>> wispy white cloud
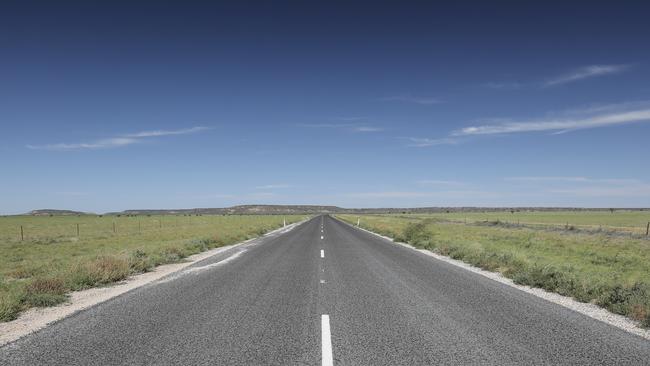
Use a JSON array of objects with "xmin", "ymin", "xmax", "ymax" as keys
[
  {"xmin": 56, "ymin": 191, "xmax": 90, "ymax": 196},
  {"xmin": 405, "ymin": 102, "xmax": 650, "ymax": 147},
  {"xmin": 353, "ymin": 126, "xmax": 384, "ymax": 132},
  {"xmin": 248, "ymin": 192, "xmax": 277, "ymax": 198},
  {"xmin": 380, "ymin": 95, "xmax": 443, "ymax": 105},
  {"xmin": 482, "ymin": 81, "xmax": 524, "ymax": 90},
  {"xmin": 346, "ymin": 190, "xmax": 496, "ymax": 199},
  {"xmin": 347, "ymin": 191, "xmax": 438, "ymax": 198},
  {"xmin": 544, "ymin": 64, "xmax": 631, "ymax": 87},
  {"xmin": 505, "ymin": 176, "xmax": 640, "ymax": 184},
  {"xmin": 297, "ymin": 123, "xmax": 353, "ymax": 128},
  {"xmin": 254, "ymin": 184, "xmax": 293, "ymax": 189},
  {"xmin": 334, "ymin": 116, "xmax": 366, "ymax": 122},
  {"xmin": 507, "ymin": 176, "xmax": 650, "ymax": 197},
  {"xmin": 297, "ymin": 123, "xmax": 383, "ymax": 133},
  {"xmin": 190, "ymin": 191, "xmax": 281, "ymax": 201},
  {"xmin": 453, "ymin": 105, "xmax": 650, "ymax": 136},
  {"xmin": 124, "ymin": 126, "xmax": 211, "ymax": 138},
  {"xmin": 193, "ymin": 193, "xmax": 236, "ymax": 199},
  {"xmin": 548, "ymin": 184, "xmax": 650, "ymax": 197},
  {"xmin": 416, "ymin": 180, "xmax": 467, "ymax": 186},
  {"xmin": 406, "ymin": 137, "xmax": 459, "ymax": 147},
  {"xmin": 27, "ymin": 137, "xmax": 140, "ymax": 150},
  {"xmin": 27, "ymin": 126, "xmax": 210, "ymax": 151},
  {"xmin": 485, "ymin": 64, "xmax": 631, "ymax": 90}
]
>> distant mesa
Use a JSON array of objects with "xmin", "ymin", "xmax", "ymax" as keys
[
  {"xmin": 110, "ymin": 205, "xmax": 343, "ymax": 216},
  {"xmin": 28, "ymin": 209, "xmax": 93, "ymax": 216}
]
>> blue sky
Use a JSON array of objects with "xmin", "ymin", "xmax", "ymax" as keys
[{"xmin": 1, "ymin": 1, "xmax": 650, "ymax": 213}]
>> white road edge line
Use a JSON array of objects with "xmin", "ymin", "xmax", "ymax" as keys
[
  {"xmin": 340, "ymin": 218, "xmax": 650, "ymax": 341},
  {"xmin": 320, "ymin": 250, "xmax": 325, "ymax": 258},
  {"xmin": 155, "ymin": 250, "xmax": 249, "ymax": 284},
  {"xmin": 182, "ymin": 250, "xmax": 246, "ymax": 273},
  {"xmin": 321, "ymin": 314, "xmax": 334, "ymax": 366}
]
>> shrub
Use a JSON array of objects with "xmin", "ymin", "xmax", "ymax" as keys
[
  {"xmin": 7, "ymin": 266, "xmax": 40, "ymax": 279},
  {"xmin": 512, "ymin": 264, "xmax": 570, "ymax": 292},
  {"xmin": 129, "ymin": 249, "xmax": 154, "ymax": 273},
  {"xmin": 69, "ymin": 256, "xmax": 131, "ymax": 289},
  {"xmin": 161, "ymin": 246, "xmax": 187, "ymax": 263},
  {"xmin": 0, "ymin": 290, "xmax": 22, "ymax": 322},
  {"xmin": 599, "ymin": 283, "xmax": 650, "ymax": 321},
  {"xmin": 399, "ymin": 222, "xmax": 431, "ymax": 244},
  {"xmin": 22, "ymin": 277, "xmax": 67, "ymax": 307},
  {"xmin": 0, "ymin": 280, "xmax": 26, "ymax": 321}
]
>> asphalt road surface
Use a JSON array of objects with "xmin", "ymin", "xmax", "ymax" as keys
[{"xmin": 1, "ymin": 215, "xmax": 649, "ymax": 365}]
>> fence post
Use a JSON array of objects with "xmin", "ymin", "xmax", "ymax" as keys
[
  {"xmin": 76, "ymin": 223, "xmax": 80, "ymax": 237},
  {"xmin": 646, "ymin": 222, "xmax": 649, "ymax": 236},
  {"xmin": 20, "ymin": 225, "xmax": 24, "ymax": 241},
  {"xmin": 113, "ymin": 222, "xmax": 116, "ymax": 234}
]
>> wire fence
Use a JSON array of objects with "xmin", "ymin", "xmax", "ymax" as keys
[
  {"xmin": 1, "ymin": 215, "xmax": 292, "ymax": 243},
  {"xmin": 458, "ymin": 217, "xmax": 650, "ymax": 238}
]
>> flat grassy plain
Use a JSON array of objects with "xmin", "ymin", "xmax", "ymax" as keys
[
  {"xmin": 0, "ymin": 214, "xmax": 306, "ymax": 322},
  {"xmin": 388, "ymin": 210, "xmax": 650, "ymax": 235},
  {"xmin": 337, "ymin": 212, "xmax": 650, "ymax": 326}
]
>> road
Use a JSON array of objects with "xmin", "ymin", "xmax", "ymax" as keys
[{"xmin": 1, "ymin": 215, "xmax": 649, "ymax": 365}]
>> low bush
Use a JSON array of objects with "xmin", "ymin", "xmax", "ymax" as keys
[
  {"xmin": 68, "ymin": 256, "xmax": 131, "ymax": 290},
  {"xmin": 397, "ymin": 222, "xmax": 431, "ymax": 244},
  {"xmin": 0, "ymin": 284, "xmax": 22, "ymax": 322},
  {"xmin": 599, "ymin": 283, "xmax": 650, "ymax": 322},
  {"xmin": 22, "ymin": 276, "xmax": 68, "ymax": 307}
]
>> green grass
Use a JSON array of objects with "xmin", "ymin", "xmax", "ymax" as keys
[
  {"xmin": 0, "ymin": 214, "xmax": 306, "ymax": 322},
  {"xmin": 337, "ymin": 212, "xmax": 650, "ymax": 326},
  {"xmin": 386, "ymin": 210, "xmax": 650, "ymax": 235}
]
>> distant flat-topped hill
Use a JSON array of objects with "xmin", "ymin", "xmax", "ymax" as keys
[
  {"xmin": 28, "ymin": 209, "xmax": 93, "ymax": 216},
  {"xmin": 112, "ymin": 205, "xmax": 343, "ymax": 216},
  {"xmin": 107, "ymin": 205, "xmax": 648, "ymax": 216}
]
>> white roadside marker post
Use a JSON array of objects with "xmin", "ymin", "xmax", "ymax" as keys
[{"xmin": 357, "ymin": 217, "xmax": 360, "ymax": 227}]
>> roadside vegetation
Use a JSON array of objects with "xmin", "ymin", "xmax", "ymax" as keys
[
  {"xmin": 0, "ymin": 214, "xmax": 306, "ymax": 322},
  {"xmin": 337, "ymin": 212, "xmax": 650, "ymax": 327},
  {"xmin": 386, "ymin": 210, "xmax": 650, "ymax": 236}
]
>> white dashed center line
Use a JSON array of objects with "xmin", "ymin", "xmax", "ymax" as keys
[
  {"xmin": 321, "ymin": 235, "xmax": 324, "ymax": 240},
  {"xmin": 321, "ymin": 314, "xmax": 333, "ymax": 366},
  {"xmin": 320, "ymin": 250, "xmax": 325, "ymax": 258}
]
